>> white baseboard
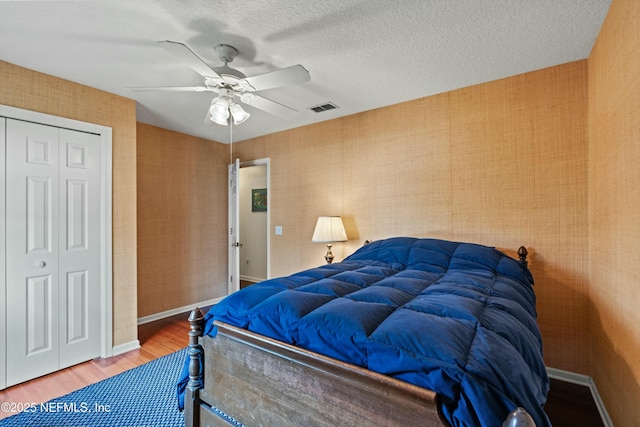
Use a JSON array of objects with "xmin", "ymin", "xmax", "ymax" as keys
[
  {"xmin": 113, "ymin": 297, "xmax": 224, "ymax": 356},
  {"xmin": 137, "ymin": 297, "xmax": 224, "ymax": 325},
  {"xmin": 546, "ymin": 367, "xmax": 613, "ymax": 427},
  {"xmin": 111, "ymin": 339, "xmax": 140, "ymax": 356}
]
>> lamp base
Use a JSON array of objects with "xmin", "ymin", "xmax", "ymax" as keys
[{"xmin": 324, "ymin": 243, "xmax": 334, "ymax": 264}]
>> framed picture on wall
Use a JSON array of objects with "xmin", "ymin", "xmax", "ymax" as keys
[{"xmin": 252, "ymin": 188, "xmax": 267, "ymax": 212}]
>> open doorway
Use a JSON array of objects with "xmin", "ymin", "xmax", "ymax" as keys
[
  {"xmin": 239, "ymin": 163, "xmax": 268, "ymax": 286},
  {"xmin": 229, "ymin": 158, "xmax": 270, "ymax": 292}
]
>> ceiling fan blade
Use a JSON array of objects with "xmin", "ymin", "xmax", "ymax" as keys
[
  {"xmin": 128, "ymin": 86, "xmax": 214, "ymax": 92},
  {"xmin": 158, "ymin": 40, "xmax": 221, "ymax": 79},
  {"xmin": 240, "ymin": 93, "xmax": 298, "ymax": 117},
  {"xmin": 238, "ymin": 65, "xmax": 310, "ymax": 92}
]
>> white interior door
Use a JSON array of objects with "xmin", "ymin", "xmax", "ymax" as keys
[
  {"xmin": 0, "ymin": 119, "xmax": 6, "ymax": 390},
  {"xmin": 228, "ymin": 158, "xmax": 240, "ymax": 294},
  {"xmin": 57, "ymin": 128, "xmax": 101, "ymax": 369},
  {"xmin": 5, "ymin": 119, "xmax": 101, "ymax": 386},
  {"xmin": 6, "ymin": 120, "xmax": 61, "ymax": 385}
]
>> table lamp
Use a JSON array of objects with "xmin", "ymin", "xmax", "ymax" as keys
[{"xmin": 311, "ymin": 216, "xmax": 348, "ymax": 263}]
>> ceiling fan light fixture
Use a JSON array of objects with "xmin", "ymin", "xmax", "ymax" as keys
[
  {"xmin": 229, "ymin": 103, "xmax": 250, "ymax": 125},
  {"xmin": 209, "ymin": 96, "xmax": 230, "ymax": 125},
  {"xmin": 209, "ymin": 96, "xmax": 229, "ymax": 115},
  {"xmin": 209, "ymin": 113, "xmax": 228, "ymax": 126}
]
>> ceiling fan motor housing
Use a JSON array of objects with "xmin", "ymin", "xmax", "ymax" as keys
[{"xmin": 215, "ymin": 44, "xmax": 238, "ymax": 64}]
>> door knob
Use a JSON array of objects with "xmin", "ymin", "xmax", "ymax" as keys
[{"xmin": 38, "ymin": 261, "xmax": 47, "ymax": 268}]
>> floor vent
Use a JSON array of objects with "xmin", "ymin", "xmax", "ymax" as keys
[{"xmin": 309, "ymin": 102, "xmax": 339, "ymax": 113}]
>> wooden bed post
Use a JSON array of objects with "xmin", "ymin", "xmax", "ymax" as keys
[
  {"xmin": 517, "ymin": 246, "xmax": 528, "ymax": 268},
  {"xmin": 185, "ymin": 307, "xmax": 204, "ymax": 427}
]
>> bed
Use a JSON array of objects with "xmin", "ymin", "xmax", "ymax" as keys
[{"xmin": 176, "ymin": 237, "xmax": 550, "ymax": 426}]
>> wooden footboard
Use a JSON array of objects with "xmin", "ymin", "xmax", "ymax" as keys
[{"xmin": 184, "ymin": 311, "xmax": 448, "ymax": 427}]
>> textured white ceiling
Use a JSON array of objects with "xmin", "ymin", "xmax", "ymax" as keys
[{"xmin": 0, "ymin": 0, "xmax": 610, "ymax": 143}]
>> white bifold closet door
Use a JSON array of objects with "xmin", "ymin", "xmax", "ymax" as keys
[{"xmin": 5, "ymin": 119, "xmax": 101, "ymax": 386}]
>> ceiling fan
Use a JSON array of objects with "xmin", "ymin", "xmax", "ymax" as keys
[{"xmin": 134, "ymin": 41, "xmax": 310, "ymax": 125}]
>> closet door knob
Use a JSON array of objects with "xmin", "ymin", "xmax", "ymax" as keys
[{"xmin": 38, "ymin": 261, "xmax": 46, "ymax": 268}]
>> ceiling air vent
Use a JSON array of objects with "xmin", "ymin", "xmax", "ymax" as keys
[{"xmin": 309, "ymin": 102, "xmax": 339, "ymax": 113}]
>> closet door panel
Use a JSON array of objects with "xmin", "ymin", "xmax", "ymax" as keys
[
  {"xmin": 0, "ymin": 118, "xmax": 5, "ymax": 389},
  {"xmin": 58, "ymin": 128, "xmax": 101, "ymax": 368},
  {"xmin": 5, "ymin": 119, "xmax": 60, "ymax": 386},
  {"xmin": 26, "ymin": 274, "xmax": 55, "ymax": 354}
]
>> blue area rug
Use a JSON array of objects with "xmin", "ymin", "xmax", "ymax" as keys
[{"xmin": 1, "ymin": 349, "xmax": 187, "ymax": 427}]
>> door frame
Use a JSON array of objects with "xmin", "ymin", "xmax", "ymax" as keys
[
  {"xmin": 0, "ymin": 118, "xmax": 5, "ymax": 389},
  {"xmin": 0, "ymin": 105, "xmax": 113, "ymax": 364},
  {"xmin": 228, "ymin": 158, "xmax": 270, "ymax": 294}
]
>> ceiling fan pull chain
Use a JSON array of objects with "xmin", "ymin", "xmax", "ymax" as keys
[{"xmin": 229, "ymin": 120, "xmax": 233, "ymax": 163}]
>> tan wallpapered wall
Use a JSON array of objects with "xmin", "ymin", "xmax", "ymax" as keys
[
  {"xmin": 588, "ymin": 0, "xmax": 640, "ymax": 425},
  {"xmin": 136, "ymin": 123, "xmax": 229, "ymax": 317},
  {"xmin": 0, "ymin": 60, "xmax": 138, "ymax": 347},
  {"xmin": 232, "ymin": 61, "xmax": 590, "ymax": 374}
]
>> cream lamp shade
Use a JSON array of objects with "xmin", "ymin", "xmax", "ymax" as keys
[{"xmin": 312, "ymin": 216, "xmax": 347, "ymax": 263}]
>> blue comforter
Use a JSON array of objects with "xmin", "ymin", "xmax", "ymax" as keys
[{"xmin": 177, "ymin": 237, "xmax": 550, "ymax": 427}]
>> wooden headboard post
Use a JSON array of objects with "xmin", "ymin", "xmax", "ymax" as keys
[
  {"xmin": 185, "ymin": 308, "xmax": 205, "ymax": 427},
  {"xmin": 517, "ymin": 246, "xmax": 529, "ymax": 269}
]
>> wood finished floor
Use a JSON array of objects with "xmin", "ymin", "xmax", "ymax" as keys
[
  {"xmin": 0, "ymin": 307, "xmax": 604, "ymax": 426},
  {"xmin": 0, "ymin": 308, "xmax": 202, "ymax": 421}
]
